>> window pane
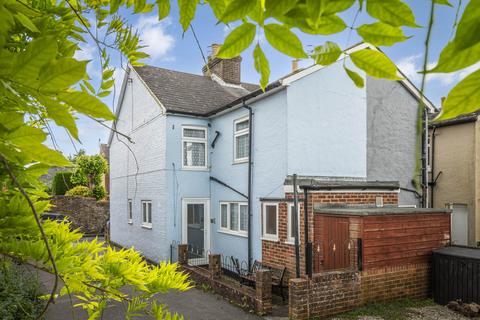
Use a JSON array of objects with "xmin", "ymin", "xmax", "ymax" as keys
[
  {"xmin": 221, "ymin": 204, "xmax": 228, "ymax": 228},
  {"xmin": 183, "ymin": 142, "xmax": 206, "ymax": 167},
  {"xmin": 240, "ymin": 205, "xmax": 248, "ymax": 231},
  {"xmin": 230, "ymin": 203, "xmax": 239, "ymax": 231},
  {"xmin": 265, "ymin": 205, "xmax": 277, "ymax": 235},
  {"xmin": 235, "ymin": 134, "xmax": 249, "ymax": 159},
  {"xmin": 235, "ymin": 119, "xmax": 249, "ymax": 132},
  {"xmin": 147, "ymin": 203, "xmax": 152, "ymax": 223},
  {"xmin": 142, "ymin": 203, "xmax": 147, "ymax": 223},
  {"xmin": 183, "ymin": 128, "xmax": 205, "ymax": 138}
]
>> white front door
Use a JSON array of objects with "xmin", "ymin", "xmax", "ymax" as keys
[
  {"xmin": 182, "ymin": 198, "xmax": 210, "ymax": 262},
  {"xmin": 451, "ymin": 204, "xmax": 468, "ymax": 245}
]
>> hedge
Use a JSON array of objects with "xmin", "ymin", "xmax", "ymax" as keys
[{"xmin": 52, "ymin": 171, "xmax": 73, "ymax": 195}]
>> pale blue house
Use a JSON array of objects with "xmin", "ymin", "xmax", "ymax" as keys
[{"xmin": 108, "ymin": 43, "xmax": 436, "ymax": 264}]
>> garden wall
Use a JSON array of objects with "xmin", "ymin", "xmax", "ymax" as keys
[{"xmin": 49, "ymin": 195, "xmax": 109, "ymax": 235}]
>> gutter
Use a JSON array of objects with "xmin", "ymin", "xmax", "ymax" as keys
[{"xmin": 430, "ymin": 114, "xmax": 478, "ymax": 128}]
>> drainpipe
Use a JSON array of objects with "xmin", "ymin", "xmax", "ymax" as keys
[
  {"xmin": 430, "ymin": 126, "xmax": 437, "ymax": 207},
  {"xmin": 243, "ymin": 101, "xmax": 253, "ymax": 270}
]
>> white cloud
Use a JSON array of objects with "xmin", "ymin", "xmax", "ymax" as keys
[
  {"xmin": 74, "ymin": 43, "xmax": 96, "ymax": 61},
  {"xmin": 135, "ymin": 16, "xmax": 175, "ymax": 61},
  {"xmin": 396, "ymin": 54, "xmax": 478, "ymax": 87}
]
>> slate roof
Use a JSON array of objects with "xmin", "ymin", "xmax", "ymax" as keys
[{"xmin": 133, "ymin": 65, "xmax": 260, "ymax": 116}]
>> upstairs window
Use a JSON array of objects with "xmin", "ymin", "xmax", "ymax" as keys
[
  {"xmin": 127, "ymin": 199, "xmax": 133, "ymax": 224},
  {"xmin": 234, "ymin": 117, "xmax": 249, "ymax": 163},
  {"xmin": 182, "ymin": 126, "xmax": 207, "ymax": 169},
  {"xmin": 142, "ymin": 200, "xmax": 152, "ymax": 228},
  {"xmin": 220, "ymin": 202, "xmax": 248, "ymax": 235}
]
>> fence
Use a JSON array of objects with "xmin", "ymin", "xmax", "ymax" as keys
[
  {"xmin": 170, "ymin": 241, "xmax": 210, "ymax": 267},
  {"xmin": 313, "ymin": 239, "xmax": 361, "ymax": 273},
  {"xmin": 221, "ymin": 255, "xmax": 252, "ymax": 284}
]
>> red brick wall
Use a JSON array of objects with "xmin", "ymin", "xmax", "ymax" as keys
[{"xmin": 261, "ymin": 191, "xmax": 398, "ymax": 277}]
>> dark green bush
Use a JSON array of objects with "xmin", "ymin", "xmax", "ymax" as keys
[
  {"xmin": 51, "ymin": 171, "xmax": 73, "ymax": 195},
  {"xmin": 0, "ymin": 262, "xmax": 45, "ymax": 320},
  {"xmin": 91, "ymin": 185, "xmax": 106, "ymax": 200}
]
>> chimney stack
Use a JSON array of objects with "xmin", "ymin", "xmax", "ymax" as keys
[
  {"xmin": 292, "ymin": 59, "xmax": 300, "ymax": 72},
  {"xmin": 202, "ymin": 43, "xmax": 242, "ymax": 84}
]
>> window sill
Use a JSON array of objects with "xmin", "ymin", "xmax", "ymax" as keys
[
  {"xmin": 261, "ymin": 237, "xmax": 279, "ymax": 242},
  {"xmin": 141, "ymin": 224, "xmax": 152, "ymax": 229},
  {"xmin": 285, "ymin": 240, "xmax": 298, "ymax": 245},
  {"xmin": 233, "ymin": 159, "xmax": 248, "ymax": 165},
  {"xmin": 127, "ymin": 221, "xmax": 133, "ymax": 225},
  {"xmin": 218, "ymin": 229, "xmax": 248, "ymax": 238},
  {"xmin": 181, "ymin": 166, "xmax": 209, "ymax": 171}
]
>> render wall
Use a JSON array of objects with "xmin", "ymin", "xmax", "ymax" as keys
[
  {"xmin": 366, "ymin": 77, "xmax": 421, "ymax": 206},
  {"xmin": 109, "ymin": 68, "xmax": 170, "ymax": 261},
  {"xmin": 431, "ymin": 122, "xmax": 476, "ymax": 245}
]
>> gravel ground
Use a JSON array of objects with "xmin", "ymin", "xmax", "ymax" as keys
[{"xmin": 332, "ymin": 305, "xmax": 472, "ymax": 320}]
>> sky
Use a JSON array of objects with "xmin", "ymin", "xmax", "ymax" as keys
[{"xmin": 51, "ymin": 0, "xmax": 472, "ymax": 157}]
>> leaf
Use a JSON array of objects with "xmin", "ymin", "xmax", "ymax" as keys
[
  {"xmin": 208, "ymin": 0, "xmax": 226, "ymax": 18},
  {"xmin": 58, "ymin": 91, "xmax": 115, "ymax": 120},
  {"xmin": 220, "ymin": 0, "xmax": 256, "ymax": 23},
  {"xmin": 97, "ymin": 91, "xmax": 111, "ymax": 97},
  {"xmin": 312, "ymin": 41, "xmax": 342, "ymax": 65},
  {"xmin": 436, "ymin": 68, "xmax": 480, "ymax": 121},
  {"xmin": 265, "ymin": 0, "xmax": 297, "ymax": 17},
  {"xmin": 156, "ymin": 0, "xmax": 170, "ymax": 20},
  {"xmin": 253, "ymin": 44, "xmax": 270, "ymax": 90},
  {"xmin": 366, "ymin": 0, "xmax": 417, "ymax": 27},
  {"xmin": 357, "ymin": 22, "xmax": 409, "ymax": 46},
  {"xmin": 102, "ymin": 69, "xmax": 114, "ymax": 80},
  {"xmin": 307, "ymin": 0, "xmax": 354, "ymax": 19},
  {"xmin": 14, "ymin": 12, "xmax": 39, "ymax": 33},
  {"xmin": 349, "ymin": 48, "xmax": 402, "ymax": 80},
  {"xmin": 427, "ymin": 41, "xmax": 480, "ymax": 73},
  {"xmin": 178, "ymin": 0, "xmax": 198, "ymax": 32},
  {"xmin": 264, "ymin": 24, "xmax": 307, "ymax": 58},
  {"xmin": 217, "ymin": 23, "xmax": 256, "ymax": 58},
  {"xmin": 344, "ymin": 66, "xmax": 364, "ymax": 88},
  {"xmin": 452, "ymin": 0, "xmax": 480, "ymax": 50},
  {"xmin": 38, "ymin": 95, "xmax": 79, "ymax": 140},
  {"xmin": 305, "ymin": 14, "xmax": 347, "ymax": 35},
  {"xmin": 39, "ymin": 58, "xmax": 87, "ymax": 92},
  {"xmin": 13, "ymin": 37, "xmax": 58, "ymax": 83},
  {"xmin": 433, "ymin": 0, "xmax": 452, "ymax": 5},
  {"xmin": 101, "ymin": 79, "xmax": 115, "ymax": 90}
]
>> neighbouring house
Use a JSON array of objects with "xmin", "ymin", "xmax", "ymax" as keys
[
  {"xmin": 429, "ymin": 111, "xmax": 480, "ymax": 246},
  {"xmin": 108, "ymin": 42, "xmax": 437, "ymax": 267}
]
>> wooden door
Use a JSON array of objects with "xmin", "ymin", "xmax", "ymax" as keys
[{"xmin": 314, "ymin": 215, "xmax": 350, "ymax": 271}]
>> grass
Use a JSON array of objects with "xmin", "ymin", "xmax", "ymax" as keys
[{"xmin": 330, "ymin": 298, "xmax": 435, "ymax": 320}]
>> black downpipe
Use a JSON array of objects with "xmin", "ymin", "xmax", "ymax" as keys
[
  {"xmin": 293, "ymin": 174, "xmax": 300, "ymax": 278},
  {"xmin": 243, "ymin": 102, "xmax": 253, "ymax": 270},
  {"xmin": 304, "ymin": 188, "xmax": 312, "ymax": 278}
]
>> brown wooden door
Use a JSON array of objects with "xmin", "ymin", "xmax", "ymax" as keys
[{"xmin": 314, "ymin": 216, "xmax": 350, "ymax": 271}]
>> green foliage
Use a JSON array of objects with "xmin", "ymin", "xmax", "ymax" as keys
[
  {"xmin": 52, "ymin": 172, "xmax": 73, "ymax": 196},
  {"xmin": 264, "ymin": 24, "xmax": 307, "ymax": 58},
  {"xmin": 217, "ymin": 23, "xmax": 256, "ymax": 59},
  {"xmin": 349, "ymin": 49, "xmax": 402, "ymax": 80},
  {"xmin": 65, "ymin": 185, "xmax": 93, "ymax": 197},
  {"xmin": 312, "ymin": 41, "xmax": 342, "ymax": 66},
  {"xmin": 253, "ymin": 44, "xmax": 270, "ymax": 90},
  {"xmin": 70, "ymin": 155, "xmax": 108, "ymax": 200},
  {"xmin": 92, "ymin": 185, "xmax": 107, "ymax": 200},
  {"xmin": 0, "ymin": 262, "xmax": 45, "ymax": 320},
  {"xmin": 356, "ymin": 22, "xmax": 410, "ymax": 46}
]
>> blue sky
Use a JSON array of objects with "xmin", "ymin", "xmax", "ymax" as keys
[{"xmin": 52, "ymin": 0, "xmax": 471, "ymax": 156}]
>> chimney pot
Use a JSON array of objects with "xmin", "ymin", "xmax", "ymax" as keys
[{"xmin": 292, "ymin": 59, "xmax": 299, "ymax": 72}]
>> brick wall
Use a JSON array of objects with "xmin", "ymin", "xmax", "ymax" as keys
[
  {"xmin": 50, "ymin": 195, "xmax": 109, "ymax": 234},
  {"xmin": 262, "ymin": 191, "xmax": 398, "ymax": 277},
  {"xmin": 289, "ymin": 263, "xmax": 430, "ymax": 319}
]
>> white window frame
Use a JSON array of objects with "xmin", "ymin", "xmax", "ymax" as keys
[
  {"xmin": 141, "ymin": 200, "xmax": 152, "ymax": 229},
  {"xmin": 287, "ymin": 203, "xmax": 300, "ymax": 244},
  {"xmin": 233, "ymin": 116, "xmax": 249, "ymax": 163},
  {"xmin": 219, "ymin": 201, "xmax": 248, "ymax": 237},
  {"xmin": 262, "ymin": 202, "xmax": 279, "ymax": 241},
  {"xmin": 182, "ymin": 125, "xmax": 208, "ymax": 170},
  {"xmin": 127, "ymin": 199, "xmax": 133, "ymax": 224}
]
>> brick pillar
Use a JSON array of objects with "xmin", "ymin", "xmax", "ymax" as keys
[
  {"xmin": 209, "ymin": 254, "xmax": 221, "ymax": 278},
  {"xmin": 178, "ymin": 244, "xmax": 188, "ymax": 265},
  {"xmin": 289, "ymin": 278, "xmax": 309, "ymax": 320},
  {"xmin": 255, "ymin": 269, "xmax": 272, "ymax": 315}
]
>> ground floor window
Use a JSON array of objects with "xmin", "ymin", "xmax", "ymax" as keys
[
  {"xmin": 127, "ymin": 199, "xmax": 133, "ymax": 224},
  {"xmin": 142, "ymin": 200, "xmax": 152, "ymax": 228},
  {"xmin": 287, "ymin": 203, "xmax": 299, "ymax": 243},
  {"xmin": 219, "ymin": 202, "xmax": 248, "ymax": 235},
  {"xmin": 262, "ymin": 202, "xmax": 278, "ymax": 240}
]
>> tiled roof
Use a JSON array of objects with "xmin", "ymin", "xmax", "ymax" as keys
[{"xmin": 133, "ymin": 65, "xmax": 259, "ymax": 116}]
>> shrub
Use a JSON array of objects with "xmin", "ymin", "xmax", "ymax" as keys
[
  {"xmin": 51, "ymin": 171, "xmax": 73, "ymax": 195},
  {"xmin": 65, "ymin": 185, "xmax": 92, "ymax": 197},
  {"xmin": 91, "ymin": 185, "xmax": 106, "ymax": 200},
  {"xmin": 0, "ymin": 262, "xmax": 45, "ymax": 320}
]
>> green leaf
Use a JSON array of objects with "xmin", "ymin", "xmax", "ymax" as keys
[
  {"xmin": 366, "ymin": 0, "xmax": 417, "ymax": 27},
  {"xmin": 433, "ymin": 0, "xmax": 452, "ymax": 5},
  {"xmin": 103, "ymin": 69, "xmax": 114, "ymax": 80},
  {"xmin": 220, "ymin": 0, "xmax": 256, "ymax": 23},
  {"xmin": 452, "ymin": 0, "xmax": 480, "ymax": 50},
  {"xmin": 13, "ymin": 37, "xmax": 58, "ymax": 83},
  {"xmin": 312, "ymin": 41, "xmax": 342, "ymax": 65},
  {"xmin": 178, "ymin": 0, "xmax": 198, "ymax": 32},
  {"xmin": 428, "ymin": 41, "xmax": 480, "ymax": 73},
  {"xmin": 307, "ymin": 0, "xmax": 354, "ymax": 19},
  {"xmin": 38, "ymin": 95, "xmax": 79, "ymax": 140},
  {"xmin": 253, "ymin": 44, "xmax": 270, "ymax": 90},
  {"xmin": 156, "ymin": 0, "xmax": 170, "ymax": 20},
  {"xmin": 14, "ymin": 12, "xmax": 39, "ymax": 33},
  {"xmin": 349, "ymin": 48, "xmax": 402, "ymax": 80},
  {"xmin": 265, "ymin": 0, "xmax": 297, "ymax": 17},
  {"xmin": 217, "ymin": 23, "xmax": 256, "ymax": 59},
  {"xmin": 264, "ymin": 24, "xmax": 307, "ymax": 58},
  {"xmin": 39, "ymin": 58, "xmax": 87, "ymax": 92},
  {"xmin": 357, "ymin": 22, "xmax": 409, "ymax": 46},
  {"xmin": 208, "ymin": 0, "xmax": 226, "ymax": 18},
  {"xmin": 436, "ymin": 69, "xmax": 480, "ymax": 121},
  {"xmin": 58, "ymin": 91, "xmax": 115, "ymax": 120},
  {"xmin": 97, "ymin": 91, "xmax": 111, "ymax": 97},
  {"xmin": 344, "ymin": 66, "xmax": 365, "ymax": 88},
  {"xmin": 305, "ymin": 14, "xmax": 347, "ymax": 35},
  {"xmin": 101, "ymin": 79, "xmax": 115, "ymax": 90}
]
